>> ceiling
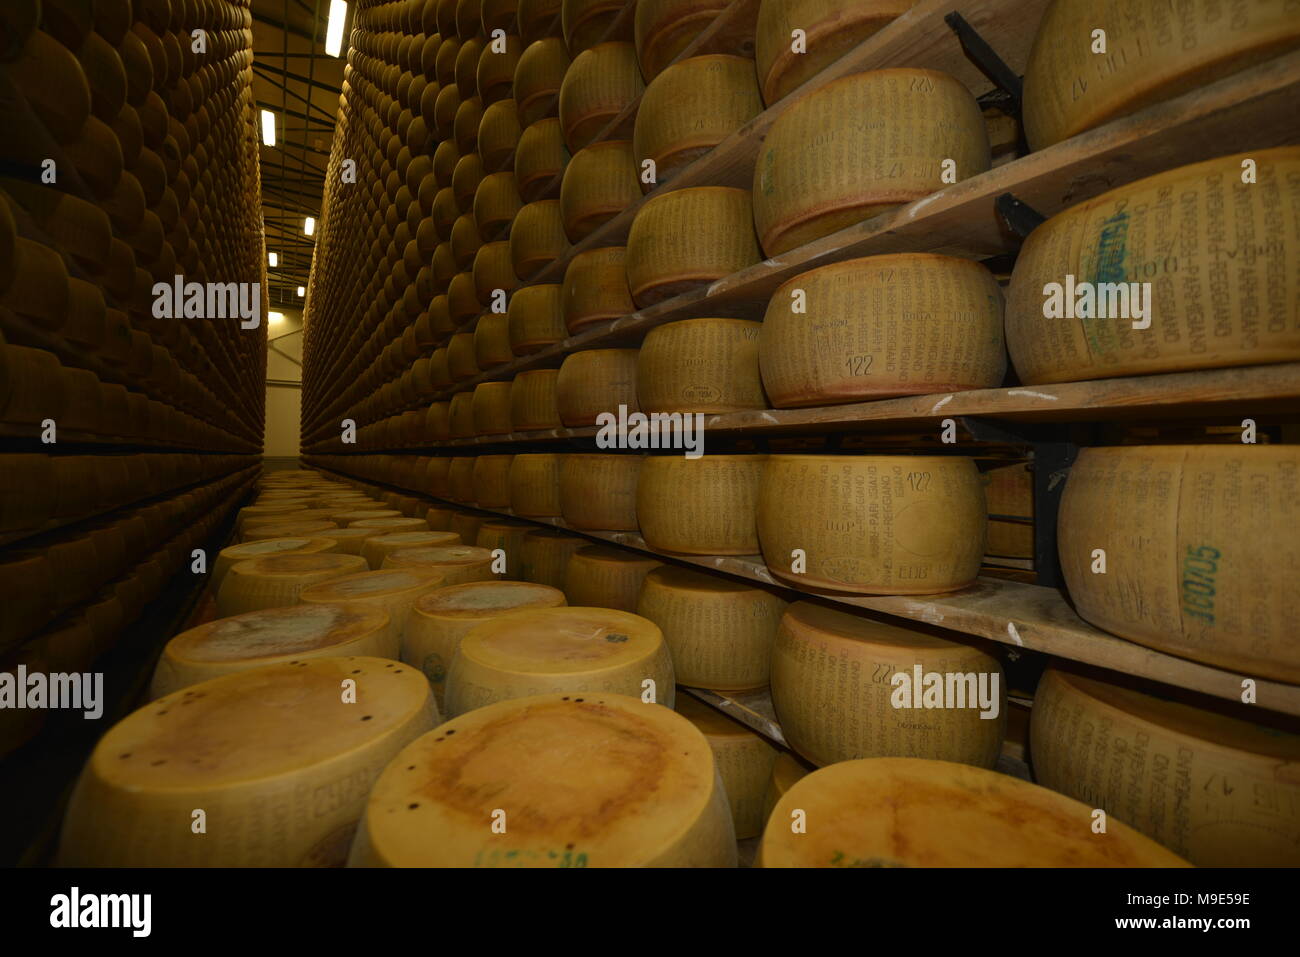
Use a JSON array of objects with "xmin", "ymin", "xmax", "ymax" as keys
[{"xmin": 250, "ymin": 0, "xmax": 349, "ymax": 309}]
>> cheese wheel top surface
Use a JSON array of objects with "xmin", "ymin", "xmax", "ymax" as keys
[
  {"xmin": 299, "ymin": 568, "xmax": 447, "ymax": 602},
  {"xmin": 166, "ymin": 603, "xmax": 392, "ymax": 663},
  {"xmin": 415, "ymin": 580, "xmax": 567, "ymax": 617},
  {"xmin": 460, "ymin": 606, "xmax": 662, "ymax": 674},
  {"xmin": 386, "ymin": 545, "xmax": 494, "ymax": 566}
]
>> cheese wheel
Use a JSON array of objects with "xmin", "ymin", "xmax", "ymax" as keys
[
  {"xmin": 754, "ymin": 69, "xmax": 990, "ymax": 256},
  {"xmin": 555, "ymin": 348, "xmax": 639, "ymax": 425},
  {"xmin": 1023, "ymin": 0, "xmax": 1300, "ymax": 150},
  {"xmin": 242, "ymin": 521, "xmax": 340, "ymax": 543},
  {"xmin": 560, "ymin": 453, "xmax": 642, "ymax": 530},
  {"xmin": 771, "ymin": 601, "xmax": 1005, "ymax": 768},
  {"xmin": 563, "ymin": 545, "xmax": 662, "ymax": 610},
  {"xmin": 473, "ymin": 313, "xmax": 513, "ymax": 370},
  {"xmin": 563, "ymin": 246, "xmax": 633, "ymax": 332},
  {"xmin": 636, "ymin": 565, "xmax": 787, "ymax": 691},
  {"xmin": 332, "ymin": 509, "xmax": 402, "ymax": 525},
  {"xmin": 639, "ymin": 317, "xmax": 766, "ymax": 413},
  {"xmin": 471, "ymin": 453, "xmax": 515, "ymax": 506},
  {"xmin": 473, "ymin": 243, "xmax": 519, "ymax": 309},
  {"xmin": 1005, "ymin": 149, "xmax": 1300, "ymax": 384},
  {"xmin": 362, "ymin": 531, "xmax": 463, "ymax": 570},
  {"xmin": 402, "ymin": 580, "xmax": 567, "ymax": 707},
  {"xmin": 452, "ymin": 151, "xmax": 486, "ymax": 211},
  {"xmin": 1058, "ymin": 445, "xmax": 1300, "ymax": 683},
  {"xmin": 472, "ymin": 380, "xmax": 513, "ymax": 433},
  {"xmin": 507, "ymin": 282, "xmax": 566, "ymax": 353},
  {"xmin": 760, "ymin": 757, "xmax": 1190, "ymax": 867},
  {"xmin": 450, "ymin": 392, "xmax": 477, "ymax": 440},
  {"xmin": 755, "ymin": 0, "xmax": 918, "ymax": 105},
  {"xmin": 449, "ymin": 271, "xmax": 483, "ymax": 327},
  {"xmin": 518, "ymin": 0, "xmax": 562, "ymax": 44},
  {"xmin": 637, "ymin": 454, "xmax": 766, "ymax": 554},
  {"xmin": 510, "ymin": 199, "xmax": 568, "ymax": 279},
  {"xmin": 675, "ymin": 693, "xmax": 779, "ymax": 839},
  {"xmin": 449, "ymin": 512, "xmax": 487, "ymax": 546},
  {"xmin": 519, "ymin": 528, "xmax": 586, "ymax": 586},
  {"xmin": 477, "ymin": 34, "xmax": 522, "ymax": 105},
  {"xmin": 634, "ymin": 0, "xmax": 734, "ymax": 81},
  {"xmin": 626, "ymin": 186, "xmax": 761, "ymax": 306},
  {"xmin": 383, "ymin": 545, "xmax": 497, "ymax": 585},
  {"xmin": 562, "ymin": 0, "xmax": 628, "ymax": 55},
  {"xmin": 348, "ymin": 692, "xmax": 735, "ymax": 866},
  {"xmin": 426, "ymin": 506, "xmax": 458, "ymax": 532},
  {"xmin": 478, "ymin": 98, "xmax": 521, "ymax": 171},
  {"xmin": 515, "ymin": 116, "xmax": 570, "ymax": 202},
  {"xmin": 761, "ymin": 254, "xmax": 1006, "ymax": 406},
  {"xmin": 447, "ymin": 331, "xmax": 480, "ymax": 380},
  {"xmin": 473, "ymin": 172, "xmax": 523, "ymax": 237},
  {"xmin": 509, "ymin": 369, "xmax": 562, "ymax": 429},
  {"xmin": 349, "ymin": 517, "xmax": 430, "ymax": 533},
  {"xmin": 454, "ymin": 95, "xmax": 484, "ymax": 154},
  {"xmin": 448, "ymin": 456, "xmax": 477, "ymax": 502},
  {"xmin": 445, "ymin": 606, "xmax": 676, "ymax": 715},
  {"xmin": 299, "ymin": 568, "xmax": 448, "ymax": 649},
  {"xmin": 634, "ymin": 55, "xmax": 762, "ymax": 187},
  {"xmin": 761, "ymin": 751, "xmax": 812, "ymax": 827},
  {"xmin": 559, "ymin": 140, "xmax": 640, "ymax": 240},
  {"xmin": 59, "ymin": 657, "xmax": 438, "ymax": 867},
  {"xmin": 243, "ymin": 507, "xmax": 341, "ymax": 530},
  {"xmin": 217, "ymin": 554, "xmax": 371, "ymax": 617},
  {"xmin": 475, "ymin": 519, "xmax": 532, "ymax": 578},
  {"xmin": 509, "ymin": 453, "xmax": 564, "ymax": 516},
  {"xmin": 150, "ymin": 603, "xmax": 395, "ymax": 698},
  {"xmin": 434, "ymin": 139, "xmax": 460, "ymax": 187},
  {"xmin": 514, "ymin": 37, "xmax": 570, "ymax": 128},
  {"xmin": 558, "ymin": 41, "xmax": 645, "ymax": 151},
  {"xmin": 213, "ymin": 537, "xmax": 340, "ymax": 587},
  {"xmin": 1031, "ymin": 667, "xmax": 1300, "ymax": 866},
  {"xmin": 757, "ymin": 455, "xmax": 986, "ymax": 594}
]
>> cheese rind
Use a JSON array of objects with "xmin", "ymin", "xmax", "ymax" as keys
[
  {"xmin": 675, "ymin": 693, "xmax": 780, "ymax": 839},
  {"xmin": 637, "ymin": 454, "xmax": 765, "ymax": 554}
]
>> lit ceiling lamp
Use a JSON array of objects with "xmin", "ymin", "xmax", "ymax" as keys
[
  {"xmin": 260, "ymin": 109, "xmax": 276, "ymax": 147},
  {"xmin": 304, "ymin": 216, "xmax": 316, "ymax": 236},
  {"xmin": 269, "ymin": 311, "xmax": 285, "ymax": 325},
  {"xmin": 325, "ymin": 0, "xmax": 349, "ymax": 58},
  {"xmin": 268, "ymin": 251, "xmax": 278, "ymax": 267},
  {"xmin": 297, "ymin": 286, "xmax": 306, "ymax": 297}
]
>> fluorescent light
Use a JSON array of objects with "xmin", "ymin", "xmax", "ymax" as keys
[
  {"xmin": 297, "ymin": 286, "xmax": 306, "ymax": 297},
  {"xmin": 268, "ymin": 311, "xmax": 285, "ymax": 325},
  {"xmin": 304, "ymin": 217, "xmax": 316, "ymax": 236},
  {"xmin": 268, "ymin": 251, "xmax": 278, "ymax": 267},
  {"xmin": 260, "ymin": 109, "xmax": 276, "ymax": 146},
  {"xmin": 325, "ymin": 0, "xmax": 348, "ymax": 58}
]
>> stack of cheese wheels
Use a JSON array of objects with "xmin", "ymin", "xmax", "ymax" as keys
[
  {"xmin": 761, "ymin": 751, "xmax": 812, "ymax": 825},
  {"xmin": 638, "ymin": 318, "xmax": 766, "ymax": 413},
  {"xmin": 507, "ymin": 282, "xmax": 566, "ymax": 353},
  {"xmin": 1005, "ymin": 149, "xmax": 1300, "ymax": 383},
  {"xmin": 515, "ymin": 117, "xmax": 570, "ymax": 200},
  {"xmin": 510, "ymin": 369, "xmax": 563, "ymax": 429},
  {"xmin": 450, "ymin": 512, "xmax": 487, "ymax": 547},
  {"xmin": 759, "ymin": 757, "xmax": 1190, "ymax": 867},
  {"xmin": 983, "ymin": 462, "xmax": 1033, "ymax": 560},
  {"xmin": 769, "ymin": 602, "xmax": 1005, "ymax": 768},
  {"xmin": 216, "ymin": 554, "xmax": 369, "ymax": 617},
  {"xmin": 563, "ymin": 247, "xmax": 633, "ymax": 331},
  {"xmin": 562, "ymin": 545, "xmax": 662, "ymax": 611},
  {"xmin": 347, "ymin": 692, "xmax": 737, "ymax": 866},
  {"xmin": 754, "ymin": 0, "xmax": 919, "ymax": 105},
  {"xmin": 634, "ymin": 0, "xmax": 737, "ymax": 80},
  {"xmin": 1031, "ymin": 667, "xmax": 1300, "ymax": 866},
  {"xmin": 637, "ymin": 566, "xmax": 788, "ymax": 691},
  {"xmin": 516, "ymin": 37, "xmax": 571, "ymax": 127},
  {"xmin": 760, "ymin": 254, "xmax": 1007, "ymax": 406},
  {"xmin": 757, "ymin": 454, "xmax": 986, "ymax": 594},
  {"xmin": 559, "ymin": 140, "xmax": 641, "ymax": 240},
  {"xmin": 298, "ymin": 568, "xmax": 449, "ymax": 650},
  {"xmin": 560, "ymin": 453, "xmax": 642, "ymax": 530},
  {"xmin": 475, "ymin": 521, "xmax": 534, "ymax": 579},
  {"xmin": 58, "ymin": 658, "xmax": 438, "ymax": 867},
  {"xmin": 510, "ymin": 454, "xmax": 564, "ymax": 516},
  {"xmin": 556, "ymin": 348, "xmax": 639, "ymax": 424},
  {"xmin": 1058, "ymin": 445, "xmax": 1299, "ymax": 682},
  {"xmin": 753, "ymin": 69, "xmax": 989, "ymax": 256},
  {"xmin": 383, "ymin": 545, "xmax": 497, "ymax": 585},
  {"xmin": 634, "ymin": 55, "xmax": 763, "ymax": 188},
  {"xmin": 1023, "ymin": 1, "xmax": 1300, "ymax": 149},
  {"xmin": 626, "ymin": 186, "xmax": 761, "ymax": 306},
  {"xmin": 362, "ymin": 531, "xmax": 463, "ymax": 569},
  {"xmin": 445, "ymin": 606, "xmax": 676, "ymax": 715},
  {"xmin": 558, "ymin": 42, "xmax": 645, "ymax": 151},
  {"xmin": 402, "ymin": 580, "xmax": 568, "ymax": 708},
  {"xmin": 637, "ymin": 455, "xmax": 766, "ymax": 554},
  {"xmin": 675, "ymin": 693, "xmax": 779, "ymax": 840},
  {"xmin": 520, "ymin": 528, "xmax": 588, "ymax": 587},
  {"xmin": 563, "ymin": 0, "xmax": 629, "ymax": 55},
  {"xmin": 213, "ymin": 538, "xmax": 340, "ymax": 588},
  {"xmin": 472, "ymin": 455, "xmax": 515, "ymax": 508},
  {"xmin": 149, "ymin": 603, "xmax": 394, "ymax": 699},
  {"xmin": 510, "ymin": 199, "xmax": 568, "ymax": 278}
]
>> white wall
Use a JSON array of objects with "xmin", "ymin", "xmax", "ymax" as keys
[{"xmin": 264, "ymin": 309, "xmax": 303, "ymax": 458}]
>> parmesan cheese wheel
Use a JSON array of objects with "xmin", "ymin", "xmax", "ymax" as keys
[
  {"xmin": 349, "ymin": 517, "xmax": 430, "ymax": 533},
  {"xmin": 478, "ymin": 97, "xmax": 522, "ymax": 171},
  {"xmin": 447, "ymin": 330, "xmax": 481, "ymax": 380},
  {"xmin": 754, "ymin": 69, "xmax": 990, "ymax": 256},
  {"xmin": 472, "ymin": 380, "xmax": 514, "ymax": 433},
  {"xmin": 563, "ymin": 246, "xmax": 633, "ymax": 332},
  {"xmin": 559, "ymin": 140, "xmax": 640, "ymax": 241},
  {"xmin": 560, "ymin": 453, "xmax": 642, "ymax": 530},
  {"xmin": 448, "ymin": 455, "xmax": 477, "ymax": 501},
  {"xmin": 761, "ymin": 254, "xmax": 1007, "ymax": 406},
  {"xmin": 514, "ymin": 36, "xmax": 570, "ymax": 128},
  {"xmin": 637, "ymin": 454, "xmax": 766, "ymax": 554},
  {"xmin": 450, "ymin": 512, "xmax": 487, "ymax": 546},
  {"xmin": 555, "ymin": 348, "xmax": 639, "ymax": 425},
  {"xmin": 770, "ymin": 602, "xmax": 1005, "ymax": 768},
  {"xmin": 1031, "ymin": 666, "xmax": 1300, "ymax": 866},
  {"xmin": 557, "ymin": 41, "xmax": 645, "ymax": 151},
  {"xmin": 59, "ymin": 657, "xmax": 438, "ymax": 867},
  {"xmin": 332, "ymin": 509, "xmax": 402, "ymax": 525},
  {"xmin": 636, "ymin": 565, "xmax": 787, "ymax": 691},
  {"xmin": 242, "ymin": 521, "xmax": 340, "ymax": 543},
  {"xmin": 445, "ymin": 606, "xmax": 676, "ymax": 715},
  {"xmin": 634, "ymin": 55, "xmax": 762, "ymax": 187},
  {"xmin": 509, "ymin": 454, "xmax": 564, "ymax": 516},
  {"xmin": 757, "ymin": 455, "xmax": 986, "ymax": 594},
  {"xmin": 1005, "ymin": 149, "xmax": 1300, "ymax": 384},
  {"xmin": 675, "ymin": 693, "xmax": 779, "ymax": 839},
  {"xmin": 509, "ymin": 369, "xmax": 562, "ymax": 429},
  {"xmin": 1058, "ymin": 445, "xmax": 1300, "ymax": 683},
  {"xmin": 299, "ymin": 568, "xmax": 449, "ymax": 649},
  {"xmin": 450, "ymin": 392, "xmax": 477, "ymax": 440},
  {"xmin": 761, "ymin": 751, "xmax": 812, "ymax": 826},
  {"xmin": 515, "ymin": 116, "xmax": 570, "ymax": 201},
  {"xmin": 473, "ymin": 243, "xmax": 518, "ymax": 306},
  {"xmin": 759, "ymin": 757, "xmax": 1190, "ymax": 867},
  {"xmin": 754, "ymin": 0, "xmax": 918, "ymax": 105},
  {"xmin": 562, "ymin": 0, "xmax": 628, "ymax": 55},
  {"xmin": 634, "ymin": 0, "xmax": 734, "ymax": 81},
  {"xmin": 449, "ymin": 271, "xmax": 483, "ymax": 326},
  {"xmin": 362, "ymin": 531, "xmax": 463, "ymax": 570},
  {"xmin": 639, "ymin": 317, "xmax": 766, "ymax": 413},
  {"xmin": 347, "ymin": 691, "xmax": 735, "ymax": 866},
  {"xmin": 473, "ymin": 172, "xmax": 523, "ymax": 237},
  {"xmin": 626, "ymin": 186, "xmax": 761, "ymax": 306},
  {"xmin": 217, "ymin": 554, "xmax": 370, "ymax": 617},
  {"xmin": 426, "ymin": 506, "xmax": 458, "ymax": 531},
  {"xmin": 563, "ymin": 545, "xmax": 662, "ymax": 611},
  {"xmin": 476, "ymin": 33, "xmax": 521, "ymax": 105},
  {"xmin": 510, "ymin": 199, "xmax": 568, "ymax": 279},
  {"xmin": 507, "ymin": 282, "xmax": 566, "ymax": 353},
  {"xmin": 150, "ymin": 603, "xmax": 395, "ymax": 698},
  {"xmin": 402, "ymin": 580, "xmax": 567, "ymax": 706},
  {"xmin": 213, "ymin": 537, "xmax": 340, "ymax": 587},
  {"xmin": 473, "ymin": 313, "xmax": 514, "ymax": 369},
  {"xmin": 519, "ymin": 528, "xmax": 587, "ymax": 586},
  {"xmin": 383, "ymin": 545, "xmax": 497, "ymax": 585},
  {"xmin": 1023, "ymin": 0, "xmax": 1300, "ymax": 150},
  {"xmin": 471, "ymin": 453, "xmax": 515, "ymax": 506},
  {"xmin": 475, "ymin": 519, "xmax": 532, "ymax": 578}
]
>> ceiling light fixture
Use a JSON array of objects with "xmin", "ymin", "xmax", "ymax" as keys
[
  {"xmin": 325, "ymin": 0, "xmax": 349, "ymax": 58},
  {"xmin": 297, "ymin": 286, "xmax": 306, "ymax": 297},
  {"xmin": 304, "ymin": 217, "xmax": 316, "ymax": 236},
  {"xmin": 269, "ymin": 311, "xmax": 285, "ymax": 325},
  {"xmin": 268, "ymin": 251, "xmax": 278, "ymax": 267},
  {"xmin": 260, "ymin": 109, "xmax": 276, "ymax": 147}
]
